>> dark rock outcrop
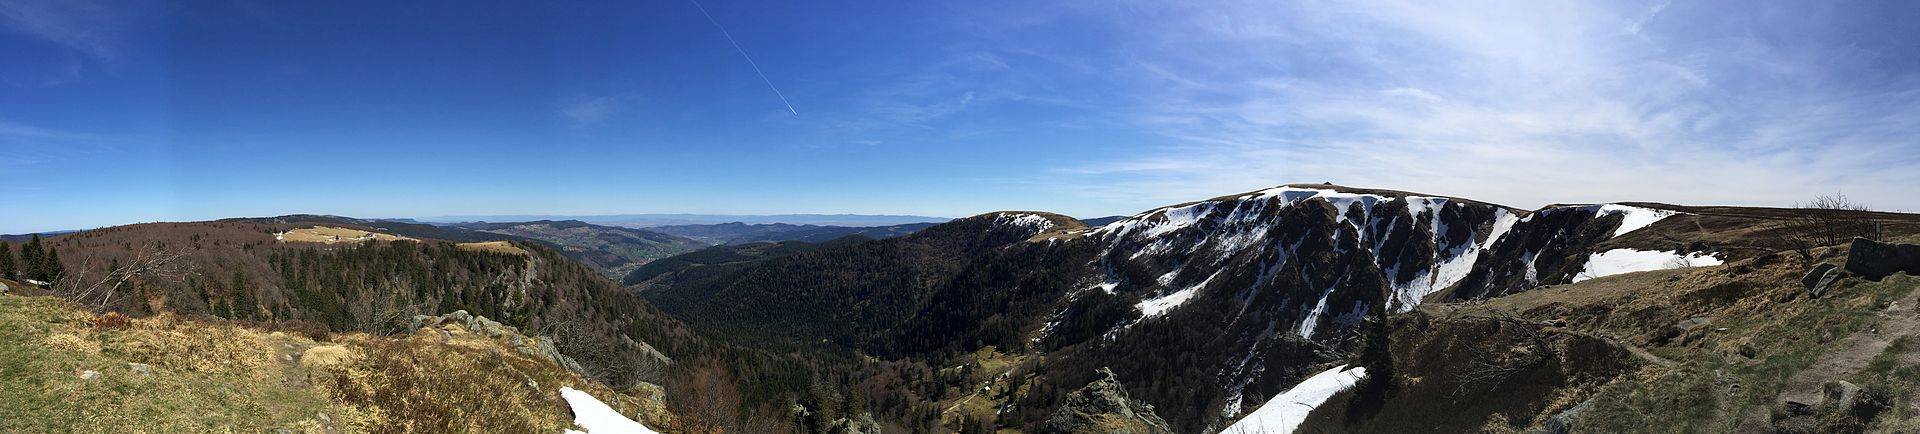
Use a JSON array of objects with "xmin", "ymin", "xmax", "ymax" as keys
[
  {"xmin": 1040, "ymin": 368, "xmax": 1173, "ymax": 434},
  {"xmin": 1803, "ymin": 263, "xmax": 1844, "ymax": 298},
  {"xmin": 1847, "ymin": 238, "xmax": 1920, "ymax": 281}
]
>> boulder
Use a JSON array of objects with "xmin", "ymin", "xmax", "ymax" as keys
[
  {"xmin": 1824, "ymin": 380, "xmax": 1862, "ymax": 410},
  {"xmin": 1039, "ymin": 368, "xmax": 1173, "ymax": 434},
  {"xmin": 1802, "ymin": 263, "xmax": 1839, "ymax": 290},
  {"xmin": 468, "ymin": 315, "xmax": 516, "ymax": 338},
  {"xmin": 825, "ymin": 412, "xmax": 883, "ymax": 434},
  {"xmin": 1808, "ymin": 266, "xmax": 1845, "ymax": 298},
  {"xmin": 408, "ymin": 314, "xmax": 437, "ymax": 332},
  {"xmin": 1534, "ymin": 397, "xmax": 1595, "ymax": 434},
  {"xmin": 528, "ymin": 336, "xmax": 587, "ymax": 375},
  {"xmin": 127, "ymin": 362, "xmax": 153, "ymax": 376},
  {"xmin": 1846, "ymin": 238, "xmax": 1920, "ymax": 281}
]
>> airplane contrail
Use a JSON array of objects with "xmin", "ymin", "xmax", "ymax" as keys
[{"xmin": 689, "ymin": 0, "xmax": 798, "ymax": 115}]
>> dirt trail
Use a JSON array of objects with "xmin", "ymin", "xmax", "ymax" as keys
[
  {"xmin": 1597, "ymin": 334, "xmax": 1678, "ymax": 368},
  {"xmin": 1775, "ymin": 284, "xmax": 1920, "ymax": 406}
]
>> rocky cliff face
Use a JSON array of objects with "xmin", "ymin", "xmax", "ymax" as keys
[
  {"xmin": 1040, "ymin": 368, "xmax": 1174, "ymax": 434},
  {"xmin": 1045, "ymin": 186, "xmax": 1700, "ymax": 429},
  {"xmin": 635, "ymin": 184, "xmax": 1795, "ymax": 432}
]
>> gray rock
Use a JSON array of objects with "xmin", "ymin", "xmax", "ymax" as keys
[
  {"xmin": 1809, "ymin": 266, "xmax": 1845, "ymax": 298},
  {"xmin": 1040, "ymin": 367, "xmax": 1173, "ymax": 434},
  {"xmin": 127, "ymin": 363, "xmax": 152, "ymax": 376},
  {"xmin": 469, "ymin": 315, "xmax": 515, "ymax": 338},
  {"xmin": 528, "ymin": 336, "xmax": 587, "ymax": 375},
  {"xmin": 1825, "ymin": 380, "xmax": 1862, "ymax": 409},
  {"xmin": 1847, "ymin": 238, "xmax": 1920, "ymax": 281},
  {"xmin": 447, "ymin": 310, "xmax": 472, "ymax": 325},
  {"xmin": 408, "ymin": 314, "xmax": 436, "ymax": 332},
  {"xmin": 1803, "ymin": 263, "xmax": 1839, "ymax": 290},
  {"xmin": 1533, "ymin": 397, "xmax": 1596, "ymax": 434},
  {"xmin": 79, "ymin": 369, "xmax": 100, "ymax": 380},
  {"xmin": 825, "ymin": 412, "xmax": 883, "ymax": 434}
]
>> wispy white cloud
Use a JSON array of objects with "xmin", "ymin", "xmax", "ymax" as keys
[
  {"xmin": 0, "ymin": 120, "xmax": 122, "ymax": 166},
  {"xmin": 1037, "ymin": 0, "xmax": 1920, "ymax": 211},
  {"xmin": 558, "ymin": 93, "xmax": 642, "ymax": 129},
  {"xmin": 0, "ymin": 0, "xmax": 125, "ymax": 61}
]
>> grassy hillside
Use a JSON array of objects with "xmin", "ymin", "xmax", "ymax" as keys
[
  {"xmin": 0, "ymin": 293, "xmax": 662, "ymax": 433},
  {"xmin": 1297, "ymin": 236, "xmax": 1920, "ymax": 432}
]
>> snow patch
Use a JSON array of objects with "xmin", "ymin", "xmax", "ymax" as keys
[
  {"xmin": 1137, "ymin": 270, "xmax": 1222, "ymax": 318},
  {"xmin": 993, "ymin": 213, "xmax": 1056, "ymax": 233},
  {"xmin": 1573, "ymin": 248, "xmax": 1723, "ymax": 283},
  {"xmin": 560, "ymin": 387, "xmax": 659, "ymax": 434},
  {"xmin": 1596, "ymin": 204, "xmax": 1677, "ymax": 238},
  {"xmin": 1295, "ymin": 276, "xmax": 1345, "ymax": 339},
  {"xmin": 1481, "ymin": 209, "xmax": 1520, "ymax": 250},
  {"xmin": 1221, "ymin": 365, "xmax": 1368, "ymax": 434}
]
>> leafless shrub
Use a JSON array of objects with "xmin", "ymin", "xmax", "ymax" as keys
[
  {"xmin": 348, "ymin": 279, "xmax": 422, "ymax": 335},
  {"xmin": 1452, "ymin": 312, "xmax": 1551, "ymax": 398},
  {"xmin": 1772, "ymin": 194, "xmax": 1883, "ymax": 261},
  {"xmin": 56, "ymin": 244, "xmax": 193, "ymax": 311}
]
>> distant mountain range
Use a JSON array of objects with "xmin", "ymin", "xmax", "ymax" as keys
[
  {"xmin": 647, "ymin": 222, "xmax": 939, "ymax": 245},
  {"xmin": 448, "ymin": 220, "xmax": 711, "ymax": 279},
  {"xmin": 416, "ymin": 213, "xmax": 952, "ymax": 227}
]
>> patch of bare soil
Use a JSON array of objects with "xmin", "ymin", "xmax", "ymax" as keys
[
  {"xmin": 1776, "ymin": 278, "xmax": 1920, "ymax": 407},
  {"xmin": 278, "ymin": 226, "xmax": 417, "ymax": 244}
]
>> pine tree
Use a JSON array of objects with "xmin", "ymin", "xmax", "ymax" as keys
[
  {"xmin": 231, "ymin": 271, "xmax": 256, "ymax": 320},
  {"xmin": 0, "ymin": 241, "xmax": 14, "ymax": 280},
  {"xmin": 18, "ymin": 234, "xmax": 42, "ymax": 281},
  {"xmin": 39, "ymin": 248, "xmax": 65, "ymax": 285},
  {"xmin": 1345, "ymin": 304, "xmax": 1396, "ymax": 425}
]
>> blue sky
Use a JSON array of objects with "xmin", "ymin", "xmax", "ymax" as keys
[{"xmin": 4, "ymin": 0, "xmax": 1919, "ymax": 233}]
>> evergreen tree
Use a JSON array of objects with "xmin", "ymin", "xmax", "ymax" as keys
[
  {"xmin": 1345, "ymin": 304, "xmax": 1396, "ymax": 425},
  {"xmin": 0, "ymin": 241, "xmax": 14, "ymax": 280},
  {"xmin": 38, "ymin": 248, "xmax": 65, "ymax": 285},
  {"xmin": 19, "ymin": 234, "xmax": 42, "ymax": 281},
  {"xmin": 231, "ymin": 271, "xmax": 256, "ymax": 320}
]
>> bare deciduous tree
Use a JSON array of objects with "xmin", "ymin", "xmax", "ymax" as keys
[
  {"xmin": 56, "ymin": 244, "xmax": 193, "ymax": 311},
  {"xmin": 349, "ymin": 279, "xmax": 423, "ymax": 335},
  {"xmin": 1772, "ymin": 193, "xmax": 1883, "ymax": 261}
]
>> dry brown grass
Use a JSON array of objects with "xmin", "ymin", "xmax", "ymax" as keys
[
  {"xmin": 279, "ymin": 226, "xmax": 417, "ymax": 244},
  {"xmin": 1414, "ymin": 241, "xmax": 1920, "ymax": 432},
  {"xmin": 0, "ymin": 294, "xmax": 668, "ymax": 434},
  {"xmin": 455, "ymin": 240, "xmax": 530, "ymax": 256},
  {"xmin": 312, "ymin": 322, "xmax": 668, "ymax": 433}
]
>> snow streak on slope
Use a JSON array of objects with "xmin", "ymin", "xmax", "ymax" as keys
[
  {"xmin": 1220, "ymin": 365, "xmax": 1368, "ymax": 434},
  {"xmin": 1596, "ymin": 204, "xmax": 1677, "ymax": 238},
  {"xmin": 1572, "ymin": 249, "xmax": 1724, "ymax": 283},
  {"xmin": 1097, "ymin": 186, "xmax": 1514, "ymax": 320},
  {"xmin": 1138, "ymin": 269, "xmax": 1222, "ymax": 318},
  {"xmin": 560, "ymin": 387, "xmax": 659, "ymax": 434}
]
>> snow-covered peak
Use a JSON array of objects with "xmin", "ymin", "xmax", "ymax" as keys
[{"xmin": 991, "ymin": 212, "xmax": 1059, "ymax": 232}]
